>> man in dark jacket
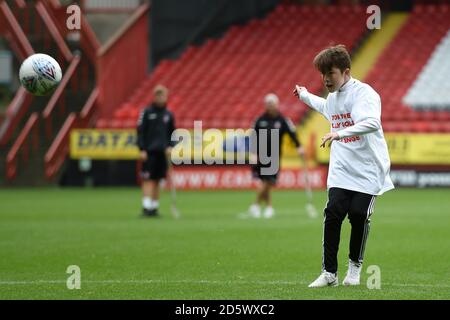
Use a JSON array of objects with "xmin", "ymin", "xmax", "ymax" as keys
[
  {"xmin": 249, "ymin": 93, "xmax": 305, "ymax": 218},
  {"xmin": 137, "ymin": 85, "xmax": 176, "ymax": 217}
]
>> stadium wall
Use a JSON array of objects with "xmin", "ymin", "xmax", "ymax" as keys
[
  {"xmin": 60, "ymin": 159, "xmax": 450, "ymax": 189},
  {"xmin": 60, "ymin": 160, "xmax": 328, "ymax": 189},
  {"xmin": 64, "ymin": 128, "xmax": 450, "ymax": 188}
]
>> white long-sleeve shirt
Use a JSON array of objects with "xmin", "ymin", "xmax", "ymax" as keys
[{"xmin": 299, "ymin": 78, "xmax": 394, "ymax": 195}]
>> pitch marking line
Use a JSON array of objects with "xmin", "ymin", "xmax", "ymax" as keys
[{"xmin": 0, "ymin": 279, "xmax": 449, "ymax": 289}]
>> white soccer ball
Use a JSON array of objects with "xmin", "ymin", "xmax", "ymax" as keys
[{"xmin": 19, "ymin": 53, "xmax": 62, "ymax": 96}]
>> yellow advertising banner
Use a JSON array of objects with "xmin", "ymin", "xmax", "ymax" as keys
[
  {"xmin": 70, "ymin": 128, "xmax": 304, "ymax": 164},
  {"xmin": 316, "ymin": 133, "xmax": 450, "ymax": 165},
  {"xmin": 386, "ymin": 133, "xmax": 450, "ymax": 164},
  {"xmin": 70, "ymin": 129, "xmax": 139, "ymax": 160},
  {"xmin": 70, "ymin": 129, "xmax": 242, "ymax": 160},
  {"xmin": 71, "ymin": 129, "xmax": 450, "ymax": 165}
]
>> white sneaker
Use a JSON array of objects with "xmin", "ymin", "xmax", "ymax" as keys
[
  {"xmin": 263, "ymin": 206, "xmax": 274, "ymax": 218},
  {"xmin": 342, "ymin": 260, "xmax": 362, "ymax": 286},
  {"xmin": 308, "ymin": 271, "xmax": 338, "ymax": 288},
  {"xmin": 249, "ymin": 204, "xmax": 261, "ymax": 218}
]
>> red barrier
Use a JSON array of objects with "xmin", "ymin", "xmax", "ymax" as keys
[
  {"xmin": 80, "ymin": 14, "xmax": 101, "ymax": 65},
  {"xmin": 154, "ymin": 166, "xmax": 328, "ymax": 190},
  {"xmin": 97, "ymin": 3, "xmax": 150, "ymax": 118},
  {"xmin": 44, "ymin": 0, "xmax": 100, "ymax": 64},
  {"xmin": 0, "ymin": 87, "xmax": 33, "ymax": 147},
  {"xmin": 45, "ymin": 113, "xmax": 77, "ymax": 179},
  {"xmin": 40, "ymin": 0, "xmax": 148, "ymax": 121},
  {"xmin": 44, "ymin": 88, "xmax": 99, "ymax": 179},
  {"xmin": 80, "ymin": 88, "xmax": 99, "ymax": 127},
  {"xmin": 15, "ymin": 0, "xmax": 26, "ymax": 8},
  {"xmin": 42, "ymin": 55, "xmax": 81, "ymax": 138},
  {"xmin": 35, "ymin": 1, "xmax": 72, "ymax": 62},
  {"xmin": 6, "ymin": 113, "xmax": 39, "ymax": 180},
  {"xmin": 0, "ymin": 1, "xmax": 34, "ymax": 60}
]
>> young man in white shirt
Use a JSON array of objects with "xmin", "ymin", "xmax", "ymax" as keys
[{"xmin": 293, "ymin": 45, "xmax": 394, "ymax": 288}]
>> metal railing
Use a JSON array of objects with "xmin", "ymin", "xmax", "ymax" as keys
[
  {"xmin": 0, "ymin": 87, "xmax": 33, "ymax": 147},
  {"xmin": 44, "ymin": 88, "xmax": 99, "ymax": 179},
  {"xmin": 0, "ymin": 0, "xmax": 34, "ymax": 60},
  {"xmin": 6, "ymin": 112, "xmax": 39, "ymax": 180},
  {"xmin": 0, "ymin": 1, "xmax": 35, "ymax": 147},
  {"xmin": 42, "ymin": 54, "xmax": 81, "ymax": 139},
  {"xmin": 44, "ymin": 112, "xmax": 77, "ymax": 179},
  {"xmin": 79, "ymin": 87, "xmax": 99, "ymax": 127},
  {"xmin": 35, "ymin": 0, "xmax": 73, "ymax": 62}
]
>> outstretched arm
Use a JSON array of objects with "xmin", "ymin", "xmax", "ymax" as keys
[
  {"xmin": 293, "ymin": 85, "xmax": 328, "ymax": 119},
  {"xmin": 319, "ymin": 87, "xmax": 382, "ymax": 148},
  {"xmin": 319, "ymin": 118, "xmax": 380, "ymax": 148},
  {"xmin": 339, "ymin": 86, "xmax": 382, "ymax": 139},
  {"xmin": 337, "ymin": 118, "xmax": 380, "ymax": 139}
]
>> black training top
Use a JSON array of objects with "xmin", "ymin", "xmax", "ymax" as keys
[
  {"xmin": 137, "ymin": 103, "xmax": 176, "ymax": 152},
  {"xmin": 252, "ymin": 112, "xmax": 301, "ymax": 157}
]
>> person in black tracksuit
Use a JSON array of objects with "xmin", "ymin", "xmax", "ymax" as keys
[
  {"xmin": 248, "ymin": 93, "xmax": 305, "ymax": 219},
  {"xmin": 137, "ymin": 85, "xmax": 176, "ymax": 217}
]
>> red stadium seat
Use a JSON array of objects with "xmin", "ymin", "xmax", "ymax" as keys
[
  {"xmin": 96, "ymin": 118, "xmax": 109, "ymax": 129},
  {"xmin": 100, "ymin": 3, "xmax": 369, "ymax": 129},
  {"xmin": 364, "ymin": 5, "xmax": 450, "ymax": 132},
  {"xmin": 110, "ymin": 119, "xmax": 124, "ymax": 129},
  {"xmin": 411, "ymin": 121, "xmax": 430, "ymax": 133}
]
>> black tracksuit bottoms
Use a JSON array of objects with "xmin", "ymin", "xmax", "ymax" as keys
[{"xmin": 322, "ymin": 187, "xmax": 376, "ymax": 274}]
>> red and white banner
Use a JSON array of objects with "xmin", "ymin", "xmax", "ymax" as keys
[{"xmin": 166, "ymin": 166, "xmax": 327, "ymax": 190}]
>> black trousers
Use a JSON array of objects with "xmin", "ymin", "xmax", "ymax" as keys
[{"xmin": 322, "ymin": 187, "xmax": 376, "ymax": 274}]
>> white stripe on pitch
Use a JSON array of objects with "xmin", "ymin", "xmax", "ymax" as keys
[{"xmin": 1, "ymin": 279, "xmax": 450, "ymax": 289}]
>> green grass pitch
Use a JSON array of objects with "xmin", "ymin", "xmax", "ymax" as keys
[{"xmin": 0, "ymin": 187, "xmax": 449, "ymax": 299}]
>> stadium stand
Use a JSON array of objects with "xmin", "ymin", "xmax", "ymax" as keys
[
  {"xmin": 365, "ymin": 3, "xmax": 450, "ymax": 132},
  {"xmin": 403, "ymin": 29, "xmax": 450, "ymax": 111},
  {"xmin": 101, "ymin": 4, "xmax": 370, "ymax": 129}
]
